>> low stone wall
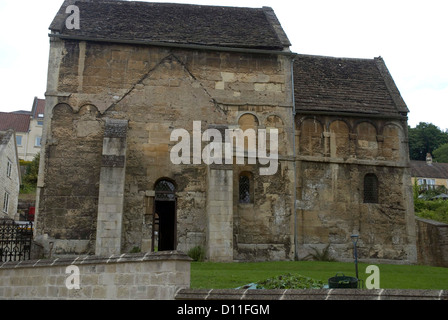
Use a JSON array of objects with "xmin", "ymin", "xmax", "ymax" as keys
[
  {"xmin": 416, "ymin": 217, "xmax": 448, "ymax": 267},
  {"xmin": 0, "ymin": 251, "xmax": 191, "ymax": 300},
  {"xmin": 176, "ymin": 288, "xmax": 448, "ymax": 300}
]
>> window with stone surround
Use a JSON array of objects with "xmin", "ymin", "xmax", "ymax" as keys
[
  {"xmin": 239, "ymin": 171, "xmax": 253, "ymax": 204},
  {"xmin": 6, "ymin": 159, "xmax": 12, "ymax": 178},
  {"xmin": 2, "ymin": 192, "xmax": 9, "ymax": 214},
  {"xmin": 364, "ymin": 173, "xmax": 379, "ymax": 203}
]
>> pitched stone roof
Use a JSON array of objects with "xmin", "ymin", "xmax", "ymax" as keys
[
  {"xmin": 293, "ymin": 54, "xmax": 409, "ymax": 116},
  {"xmin": 410, "ymin": 160, "xmax": 448, "ymax": 179},
  {"xmin": 50, "ymin": 1, "xmax": 291, "ymax": 50},
  {"xmin": 0, "ymin": 112, "xmax": 30, "ymax": 133}
]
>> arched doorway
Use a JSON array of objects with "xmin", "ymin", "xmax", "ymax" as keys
[{"xmin": 153, "ymin": 179, "xmax": 177, "ymax": 251}]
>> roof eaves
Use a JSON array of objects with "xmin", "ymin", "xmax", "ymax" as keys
[{"xmin": 49, "ymin": 33, "xmax": 296, "ymax": 56}]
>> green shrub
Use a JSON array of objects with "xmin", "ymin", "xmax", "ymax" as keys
[
  {"xmin": 304, "ymin": 244, "xmax": 335, "ymax": 261},
  {"xmin": 20, "ymin": 153, "xmax": 40, "ymax": 194},
  {"xmin": 130, "ymin": 246, "xmax": 141, "ymax": 253},
  {"xmin": 256, "ymin": 273, "xmax": 325, "ymax": 289},
  {"xmin": 188, "ymin": 246, "xmax": 206, "ymax": 262},
  {"xmin": 414, "ymin": 198, "xmax": 448, "ymax": 224}
]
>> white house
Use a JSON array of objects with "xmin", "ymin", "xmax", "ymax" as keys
[{"xmin": 0, "ymin": 130, "xmax": 21, "ymax": 219}]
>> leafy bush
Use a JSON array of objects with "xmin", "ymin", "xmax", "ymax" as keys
[
  {"xmin": 256, "ymin": 273, "xmax": 325, "ymax": 289},
  {"xmin": 20, "ymin": 153, "xmax": 40, "ymax": 194},
  {"xmin": 413, "ymin": 179, "xmax": 448, "ymax": 224},
  {"xmin": 188, "ymin": 246, "xmax": 206, "ymax": 262},
  {"xmin": 304, "ymin": 244, "xmax": 335, "ymax": 261},
  {"xmin": 415, "ymin": 199, "xmax": 448, "ymax": 224},
  {"xmin": 130, "ymin": 246, "xmax": 141, "ymax": 253}
]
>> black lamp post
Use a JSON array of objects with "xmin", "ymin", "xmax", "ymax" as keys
[{"xmin": 350, "ymin": 234, "xmax": 359, "ymax": 280}]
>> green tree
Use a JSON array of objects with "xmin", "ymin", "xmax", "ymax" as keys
[
  {"xmin": 432, "ymin": 143, "xmax": 448, "ymax": 163},
  {"xmin": 20, "ymin": 153, "xmax": 40, "ymax": 193},
  {"xmin": 408, "ymin": 122, "xmax": 448, "ymax": 161}
]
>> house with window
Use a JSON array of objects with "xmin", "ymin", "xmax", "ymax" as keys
[
  {"xmin": 0, "ymin": 97, "xmax": 45, "ymax": 161},
  {"xmin": 35, "ymin": 1, "xmax": 416, "ymax": 264},
  {"xmin": 0, "ymin": 130, "xmax": 21, "ymax": 219},
  {"xmin": 410, "ymin": 153, "xmax": 448, "ymax": 191}
]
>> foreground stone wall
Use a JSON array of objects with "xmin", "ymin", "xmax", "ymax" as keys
[
  {"xmin": 176, "ymin": 288, "xmax": 448, "ymax": 300},
  {"xmin": 0, "ymin": 251, "xmax": 191, "ymax": 300},
  {"xmin": 416, "ymin": 217, "xmax": 448, "ymax": 267}
]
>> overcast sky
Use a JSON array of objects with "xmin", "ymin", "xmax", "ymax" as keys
[{"xmin": 0, "ymin": 0, "xmax": 447, "ymax": 130}]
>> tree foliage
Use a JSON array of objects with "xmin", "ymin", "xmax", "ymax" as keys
[
  {"xmin": 20, "ymin": 153, "xmax": 40, "ymax": 193},
  {"xmin": 408, "ymin": 122, "xmax": 448, "ymax": 161},
  {"xmin": 432, "ymin": 143, "xmax": 448, "ymax": 163}
]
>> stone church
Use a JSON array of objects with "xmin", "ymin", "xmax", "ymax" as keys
[{"xmin": 35, "ymin": 0, "xmax": 417, "ymax": 263}]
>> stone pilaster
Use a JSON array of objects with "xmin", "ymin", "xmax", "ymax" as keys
[
  {"xmin": 96, "ymin": 119, "xmax": 128, "ymax": 256},
  {"xmin": 206, "ymin": 165, "xmax": 233, "ymax": 262}
]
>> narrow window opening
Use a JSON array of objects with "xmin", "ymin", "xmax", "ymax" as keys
[
  {"xmin": 239, "ymin": 172, "xmax": 253, "ymax": 204},
  {"xmin": 364, "ymin": 173, "xmax": 379, "ymax": 203}
]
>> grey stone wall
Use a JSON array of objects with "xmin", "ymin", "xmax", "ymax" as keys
[
  {"xmin": 176, "ymin": 288, "xmax": 448, "ymax": 300},
  {"xmin": 0, "ymin": 251, "xmax": 191, "ymax": 300},
  {"xmin": 416, "ymin": 217, "xmax": 448, "ymax": 267}
]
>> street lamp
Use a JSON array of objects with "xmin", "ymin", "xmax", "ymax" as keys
[{"xmin": 350, "ymin": 234, "xmax": 359, "ymax": 280}]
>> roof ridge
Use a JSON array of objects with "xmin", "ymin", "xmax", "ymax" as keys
[{"xmin": 296, "ymin": 53, "xmax": 377, "ymax": 62}]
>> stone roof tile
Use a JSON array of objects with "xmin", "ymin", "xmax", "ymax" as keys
[
  {"xmin": 50, "ymin": 1, "xmax": 290, "ymax": 50},
  {"xmin": 293, "ymin": 54, "xmax": 408, "ymax": 116}
]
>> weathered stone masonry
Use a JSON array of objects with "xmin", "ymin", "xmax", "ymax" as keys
[
  {"xmin": 37, "ymin": 39, "xmax": 296, "ymax": 261},
  {"xmin": 35, "ymin": 1, "xmax": 416, "ymax": 264}
]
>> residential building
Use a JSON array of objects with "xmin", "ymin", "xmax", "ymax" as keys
[
  {"xmin": 0, "ymin": 130, "xmax": 21, "ymax": 219},
  {"xmin": 0, "ymin": 97, "xmax": 45, "ymax": 161},
  {"xmin": 410, "ymin": 153, "xmax": 448, "ymax": 191}
]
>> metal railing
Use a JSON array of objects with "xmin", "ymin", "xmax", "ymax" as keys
[{"xmin": 0, "ymin": 219, "xmax": 33, "ymax": 262}]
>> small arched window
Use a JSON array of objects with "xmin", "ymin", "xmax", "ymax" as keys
[
  {"xmin": 239, "ymin": 172, "xmax": 253, "ymax": 204},
  {"xmin": 364, "ymin": 173, "xmax": 379, "ymax": 203},
  {"xmin": 155, "ymin": 179, "xmax": 176, "ymax": 201}
]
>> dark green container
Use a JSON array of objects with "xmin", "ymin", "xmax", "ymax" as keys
[{"xmin": 328, "ymin": 273, "xmax": 358, "ymax": 288}]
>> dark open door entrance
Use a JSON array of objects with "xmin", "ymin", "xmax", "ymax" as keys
[{"xmin": 153, "ymin": 180, "xmax": 177, "ymax": 252}]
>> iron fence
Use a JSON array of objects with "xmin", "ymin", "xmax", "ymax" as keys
[{"xmin": 0, "ymin": 219, "xmax": 33, "ymax": 262}]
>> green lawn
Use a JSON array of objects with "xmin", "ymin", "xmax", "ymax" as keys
[{"xmin": 191, "ymin": 261, "xmax": 448, "ymax": 290}]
